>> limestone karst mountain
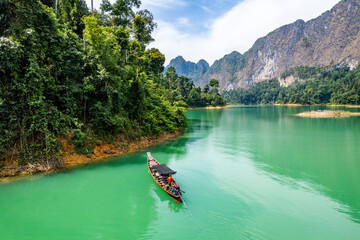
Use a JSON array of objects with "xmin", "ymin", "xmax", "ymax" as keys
[
  {"xmin": 164, "ymin": 56, "xmax": 210, "ymax": 83},
  {"xmin": 166, "ymin": 0, "xmax": 360, "ymax": 90}
]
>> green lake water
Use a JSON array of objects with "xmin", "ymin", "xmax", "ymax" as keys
[{"xmin": 1, "ymin": 106, "xmax": 360, "ymax": 239}]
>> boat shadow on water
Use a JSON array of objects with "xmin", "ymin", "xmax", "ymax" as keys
[{"xmin": 151, "ymin": 185, "xmax": 184, "ymax": 213}]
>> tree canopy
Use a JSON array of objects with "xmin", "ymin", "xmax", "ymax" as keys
[
  {"xmin": 0, "ymin": 0, "xmax": 186, "ymax": 169},
  {"xmin": 162, "ymin": 68, "xmax": 226, "ymax": 107}
]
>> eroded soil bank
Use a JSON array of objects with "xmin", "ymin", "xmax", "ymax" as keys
[{"xmin": 0, "ymin": 131, "xmax": 181, "ymax": 182}]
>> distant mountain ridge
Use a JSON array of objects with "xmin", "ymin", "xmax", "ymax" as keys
[
  {"xmin": 164, "ymin": 56, "xmax": 210, "ymax": 83},
  {"xmin": 166, "ymin": 0, "xmax": 360, "ymax": 90}
]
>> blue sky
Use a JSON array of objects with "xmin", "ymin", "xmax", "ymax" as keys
[
  {"xmin": 141, "ymin": 0, "xmax": 241, "ymax": 34},
  {"xmin": 85, "ymin": 0, "xmax": 340, "ymax": 65},
  {"xmin": 86, "ymin": 0, "xmax": 240, "ymax": 34}
]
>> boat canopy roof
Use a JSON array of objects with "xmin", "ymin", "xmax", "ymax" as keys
[{"xmin": 152, "ymin": 164, "xmax": 176, "ymax": 176}]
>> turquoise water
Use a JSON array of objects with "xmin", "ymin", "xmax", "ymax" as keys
[{"xmin": 1, "ymin": 106, "xmax": 360, "ymax": 239}]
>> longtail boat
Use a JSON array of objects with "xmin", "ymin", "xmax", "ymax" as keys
[{"xmin": 147, "ymin": 152, "xmax": 183, "ymax": 203}]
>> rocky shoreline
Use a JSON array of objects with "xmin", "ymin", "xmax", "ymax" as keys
[{"xmin": 0, "ymin": 131, "xmax": 182, "ymax": 183}]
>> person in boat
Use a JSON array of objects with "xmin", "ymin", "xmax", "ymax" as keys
[
  {"xmin": 173, "ymin": 183, "xmax": 180, "ymax": 195},
  {"xmin": 167, "ymin": 174, "xmax": 174, "ymax": 187}
]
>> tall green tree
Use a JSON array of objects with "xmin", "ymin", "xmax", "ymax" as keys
[
  {"xmin": 132, "ymin": 9, "xmax": 156, "ymax": 47},
  {"xmin": 0, "ymin": 0, "xmax": 187, "ymax": 170},
  {"xmin": 100, "ymin": 0, "xmax": 141, "ymax": 26},
  {"xmin": 162, "ymin": 68, "xmax": 226, "ymax": 107},
  {"xmin": 209, "ymin": 79, "xmax": 219, "ymax": 88}
]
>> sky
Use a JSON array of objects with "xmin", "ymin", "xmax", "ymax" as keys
[{"xmin": 85, "ymin": 0, "xmax": 340, "ymax": 65}]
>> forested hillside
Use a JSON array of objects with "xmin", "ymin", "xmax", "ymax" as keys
[
  {"xmin": 162, "ymin": 67, "xmax": 226, "ymax": 108},
  {"xmin": 223, "ymin": 66, "xmax": 360, "ymax": 105},
  {"xmin": 0, "ymin": 0, "xmax": 188, "ymax": 171}
]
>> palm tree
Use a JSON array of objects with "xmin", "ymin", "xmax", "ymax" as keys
[{"xmin": 91, "ymin": 0, "xmax": 93, "ymax": 11}]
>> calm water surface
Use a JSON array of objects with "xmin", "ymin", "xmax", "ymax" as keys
[{"xmin": 1, "ymin": 106, "xmax": 360, "ymax": 239}]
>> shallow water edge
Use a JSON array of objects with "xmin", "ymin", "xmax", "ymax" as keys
[{"xmin": 0, "ymin": 131, "xmax": 182, "ymax": 183}]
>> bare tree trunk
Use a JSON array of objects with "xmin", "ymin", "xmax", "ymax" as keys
[
  {"xmin": 83, "ymin": 97, "xmax": 87, "ymax": 124},
  {"xmin": 91, "ymin": 0, "xmax": 93, "ymax": 11},
  {"xmin": 55, "ymin": 0, "xmax": 58, "ymax": 15}
]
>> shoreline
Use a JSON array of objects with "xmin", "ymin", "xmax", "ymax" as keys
[
  {"xmin": 232, "ymin": 103, "xmax": 360, "ymax": 107},
  {"xmin": 274, "ymin": 103, "xmax": 303, "ymax": 106},
  {"xmin": 274, "ymin": 103, "xmax": 358, "ymax": 107},
  {"xmin": 0, "ymin": 131, "xmax": 182, "ymax": 183},
  {"xmin": 327, "ymin": 104, "xmax": 360, "ymax": 108},
  {"xmin": 294, "ymin": 110, "xmax": 360, "ymax": 118},
  {"xmin": 188, "ymin": 105, "xmax": 231, "ymax": 110}
]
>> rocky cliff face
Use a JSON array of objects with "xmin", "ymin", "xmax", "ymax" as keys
[
  {"xmin": 167, "ymin": 0, "xmax": 360, "ymax": 90},
  {"xmin": 164, "ymin": 56, "xmax": 210, "ymax": 83}
]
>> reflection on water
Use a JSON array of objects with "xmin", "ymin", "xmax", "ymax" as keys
[{"xmin": 150, "ymin": 186, "xmax": 183, "ymax": 213}]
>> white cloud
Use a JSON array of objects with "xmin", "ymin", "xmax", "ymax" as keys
[
  {"xmin": 201, "ymin": 6, "xmax": 212, "ymax": 13},
  {"xmin": 141, "ymin": 0, "xmax": 187, "ymax": 9},
  {"xmin": 176, "ymin": 17, "xmax": 190, "ymax": 26},
  {"xmin": 149, "ymin": 0, "xmax": 340, "ymax": 65},
  {"xmin": 84, "ymin": 0, "xmax": 187, "ymax": 10}
]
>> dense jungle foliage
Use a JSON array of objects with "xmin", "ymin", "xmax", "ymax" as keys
[
  {"xmin": 162, "ymin": 67, "xmax": 226, "ymax": 108},
  {"xmin": 0, "ymin": 0, "xmax": 190, "ymax": 168},
  {"xmin": 223, "ymin": 66, "xmax": 360, "ymax": 105}
]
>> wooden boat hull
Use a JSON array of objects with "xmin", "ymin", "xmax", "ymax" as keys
[{"xmin": 147, "ymin": 152, "xmax": 183, "ymax": 203}]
